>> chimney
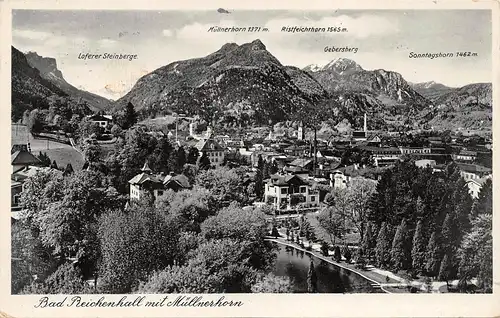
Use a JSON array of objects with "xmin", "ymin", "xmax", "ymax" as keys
[{"xmin": 364, "ymin": 113, "xmax": 367, "ymax": 133}]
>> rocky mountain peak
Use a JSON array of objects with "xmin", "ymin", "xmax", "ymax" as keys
[
  {"xmin": 249, "ymin": 39, "xmax": 266, "ymax": 50},
  {"xmin": 303, "ymin": 58, "xmax": 364, "ymax": 75},
  {"xmin": 25, "ymin": 51, "xmax": 64, "ymax": 79},
  {"xmin": 323, "ymin": 58, "xmax": 363, "ymax": 73},
  {"xmin": 218, "ymin": 42, "xmax": 239, "ymax": 54}
]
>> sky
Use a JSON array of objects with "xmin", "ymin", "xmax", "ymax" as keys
[{"xmin": 12, "ymin": 9, "xmax": 492, "ymax": 100}]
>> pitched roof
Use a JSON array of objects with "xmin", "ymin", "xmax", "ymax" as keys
[
  {"xmin": 267, "ymin": 174, "xmax": 309, "ymax": 186},
  {"xmin": 88, "ymin": 114, "xmax": 112, "ymax": 122},
  {"xmin": 457, "ymin": 163, "xmax": 492, "ymax": 174},
  {"xmin": 195, "ymin": 138, "xmax": 224, "ymax": 152},
  {"xmin": 128, "ymin": 173, "xmax": 163, "ymax": 185},
  {"xmin": 11, "ymin": 150, "xmax": 41, "ymax": 166},
  {"xmin": 317, "ymin": 150, "xmax": 337, "ymax": 157},
  {"xmin": 289, "ymin": 158, "xmax": 313, "ymax": 168},
  {"xmin": 459, "ymin": 150, "xmax": 477, "ymax": 156},
  {"xmin": 164, "ymin": 174, "xmax": 191, "ymax": 189},
  {"xmin": 12, "ymin": 166, "xmax": 62, "ymax": 182}
]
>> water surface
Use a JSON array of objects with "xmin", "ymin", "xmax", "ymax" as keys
[{"xmin": 272, "ymin": 243, "xmax": 382, "ymax": 293}]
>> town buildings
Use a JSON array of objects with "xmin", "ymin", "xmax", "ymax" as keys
[{"xmin": 11, "ymin": 145, "xmax": 62, "ymax": 216}]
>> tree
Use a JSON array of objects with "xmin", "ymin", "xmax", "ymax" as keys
[
  {"xmin": 11, "ymin": 222, "xmax": 58, "ymax": 294},
  {"xmin": 63, "ymin": 163, "xmax": 74, "ymax": 176},
  {"xmin": 98, "ymin": 206, "xmax": 181, "ymax": 293},
  {"xmin": 391, "ymin": 219, "xmax": 412, "ymax": 271},
  {"xmin": 251, "ymin": 273, "xmax": 293, "ymax": 293},
  {"xmin": 425, "ymin": 232, "xmax": 442, "ymax": 278},
  {"xmin": 110, "ymin": 124, "xmax": 123, "ymax": 138},
  {"xmin": 28, "ymin": 109, "xmax": 45, "ymax": 134},
  {"xmin": 19, "ymin": 169, "xmax": 64, "ymax": 227},
  {"xmin": 470, "ymin": 178, "xmax": 492, "ymax": 217},
  {"xmin": 307, "ymin": 260, "xmax": 318, "ymax": 293},
  {"xmin": 333, "ymin": 246, "xmax": 342, "ymax": 262},
  {"xmin": 195, "ymin": 167, "xmax": 247, "ymax": 205},
  {"xmin": 411, "ymin": 220, "xmax": 426, "ymax": 274},
  {"xmin": 50, "ymin": 160, "xmax": 58, "ymax": 170},
  {"xmin": 254, "ymin": 155, "xmax": 264, "ymax": 199},
  {"xmin": 156, "ymin": 188, "xmax": 215, "ymax": 233},
  {"xmin": 375, "ymin": 222, "xmax": 392, "ymax": 269},
  {"xmin": 35, "ymin": 171, "xmax": 123, "ymax": 268},
  {"xmin": 360, "ymin": 222, "xmax": 375, "ymax": 263},
  {"xmin": 186, "ymin": 147, "xmax": 199, "ymax": 164},
  {"xmin": 196, "ymin": 152, "xmax": 210, "ymax": 170},
  {"xmin": 271, "ymin": 225, "xmax": 279, "ymax": 238},
  {"xmin": 138, "ymin": 238, "xmax": 259, "ymax": 293},
  {"xmin": 81, "ymin": 138, "xmax": 102, "ymax": 166},
  {"xmin": 317, "ymin": 207, "xmax": 345, "ymax": 245},
  {"xmin": 458, "ymin": 214, "xmax": 492, "ymax": 292},
  {"xmin": 321, "ymin": 241, "xmax": 329, "ymax": 256},
  {"xmin": 21, "ymin": 262, "xmax": 91, "ymax": 294},
  {"xmin": 440, "ymin": 213, "xmax": 457, "ymax": 256},
  {"xmin": 437, "ymin": 254, "xmax": 452, "ymax": 283},
  {"xmin": 122, "ymin": 102, "xmax": 138, "ymax": 129},
  {"xmin": 346, "ymin": 178, "xmax": 377, "ymax": 238},
  {"xmin": 200, "ymin": 206, "xmax": 274, "ymax": 271},
  {"xmin": 168, "ymin": 148, "xmax": 186, "ymax": 174},
  {"xmin": 343, "ymin": 246, "xmax": 352, "ymax": 263},
  {"xmin": 77, "ymin": 118, "xmax": 101, "ymax": 142},
  {"xmin": 36, "ymin": 152, "xmax": 51, "ymax": 167}
]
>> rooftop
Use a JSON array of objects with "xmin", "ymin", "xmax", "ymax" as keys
[
  {"xmin": 266, "ymin": 174, "xmax": 310, "ymax": 186},
  {"xmin": 11, "ymin": 150, "xmax": 41, "ymax": 166},
  {"xmin": 457, "ymin": 163, "xmax": 492, "ymax": 174}
]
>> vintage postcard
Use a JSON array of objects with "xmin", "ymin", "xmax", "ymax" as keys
[{"xmin": 0, "ymin": 0, "xmax": 498, "ymax": 317}]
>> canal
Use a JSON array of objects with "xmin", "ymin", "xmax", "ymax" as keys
[{"xmin": 272, "ymin": 243, "xmax": 383, "ymax": 293}]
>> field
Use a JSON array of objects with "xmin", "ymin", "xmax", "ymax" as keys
[{"xmin": 12, "ymin": 124, "xmax": 85, "ymax": 170}]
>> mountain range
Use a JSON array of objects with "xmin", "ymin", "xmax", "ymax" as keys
[
  {"xmin": 11, "ymin": 41, "xmax": 492, "ymax": 131},
  {"xmin": 25, "ymin": 52, "xmax": 111, "ymax": 111},
  {"xmin": 11, "ymin": 46, "xmax": 110, "ymax": 122}
]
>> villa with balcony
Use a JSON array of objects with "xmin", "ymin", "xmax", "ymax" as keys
[{"xmin": 264, "ymin": 173, "xmax": 320, "ymax": 211}]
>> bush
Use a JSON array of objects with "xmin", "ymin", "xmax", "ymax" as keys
[
  {"xmin": 343, "ymin": 246, "xmax": 352, "ymax": 263},
  {"xmin": 320, "ymin": 241, "xmax": 329, "ymax": 256},
  {"xmin": 271, "ymin": 225, "xmax": 279, "ymax": 238},
  {"xmin": 333, "ymin": 246, "xmax": 342, "ymax": 262},
  {"xmin": 305, "ymin": 245, "xmax": 312, "ymax": 251}
]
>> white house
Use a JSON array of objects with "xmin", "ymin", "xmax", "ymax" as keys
[
  {"xmin": 195, "ymin": 138, "xmax": 225, "ymax": 167},
  {"xmin": 415, "ymin": 159, "xmax": 437, "ymax": 169},
  {"xmin": 264, "ymin": 174, "xmax": 320, "ymax": 210},
  {"xmin": 88, "ymin": 114, "xmax": 113, "ymax": 130},
  {"xmin": 458, "ymin": 163, "xmax": 492, "ymax": 182},
  {"xmin": 453, "ymin": 150, "xmax": 477, "ymax": 162}
]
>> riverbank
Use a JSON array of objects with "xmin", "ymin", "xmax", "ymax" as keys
[
  {"xmin": 267, "ymin": 233, "xmax": 457, "ymax": 294},
  {"xmin": 266, "ymin": 237, "xmax": 395, "ymax": 293}
]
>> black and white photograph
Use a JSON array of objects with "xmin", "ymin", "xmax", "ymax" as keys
[{"xmin": 3, "ymin": 1, "xmax": 497, "ymax": 315}]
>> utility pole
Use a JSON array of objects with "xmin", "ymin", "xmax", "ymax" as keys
[{"xmin": 314, "ymin": 127, "xmax": 318, "ymax": 177}]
